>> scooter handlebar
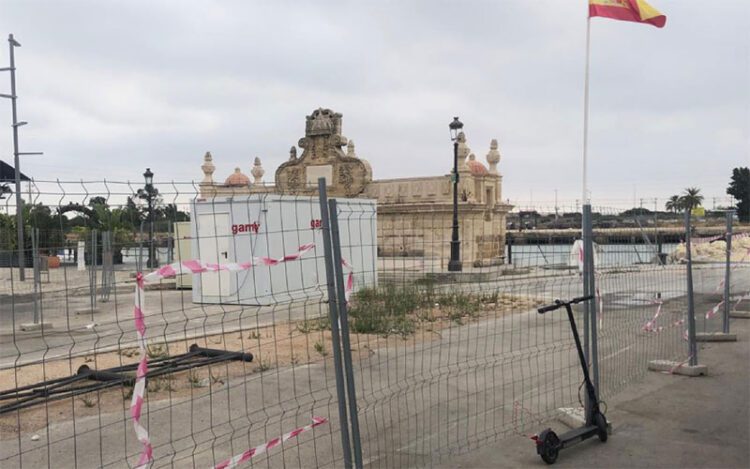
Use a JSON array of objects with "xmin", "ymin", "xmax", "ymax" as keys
[
  {"xmin": 537, "ymin": 295, "xmax": 595, "ymax": 314},
  {"xmin": 537, "ymin": 302, "xmax": 562, "ymax": 314}
]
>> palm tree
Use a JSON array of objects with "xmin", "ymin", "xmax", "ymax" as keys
[
  {"xmin": 679, "ymin": 187, "xmax": 704, "ymax": 211},
  {"xmin": 665, "ymin": 195, "xmax": 681, "ymax": 213}
]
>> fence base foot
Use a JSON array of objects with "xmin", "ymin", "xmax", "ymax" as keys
[
  {"xmin": 556, "ymin": 407, "xmax": 612, "ymax": 435},
  {"xmin": 730, "ymin": 310, "xmax": 750, "ymax": 319},
  {"xmin": 19, "ymin": 322, "xmax": 53, "ymax": 332},
  {"xmin": 695, "ymin": 332, "xmax": 737, "ymax": 342},
  {"xmin": 75, "ymin": 308, "xmax": 101, "ymax": 316},
  {"xmin": 648, "ymin": 359, "xmax": 707, "ymax": 376},
  {"xmin": 145, "ymin": 281, "xmax": 177, "ymax": 291}
]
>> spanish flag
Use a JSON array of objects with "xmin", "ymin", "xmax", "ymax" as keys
[{"xmin": 589, "ymin": 0, "xmax": 666, "ymax": 28}]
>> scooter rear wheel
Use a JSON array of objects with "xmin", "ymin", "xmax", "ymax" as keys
[
  {"xmin": 594, "ymin": 412, "xmax": 608, "ymax": 442},
  {"xmin": 540, "ymin": 431, "xmax": 560, "ymax": 464}
]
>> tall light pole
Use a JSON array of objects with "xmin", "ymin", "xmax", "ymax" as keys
[
  {"xmin": 139, "ymin": 168, "xmax": 158, "ymax": 269},
  {"xmin": 448, "ymin": 117, "xmax": 463, "ymax": 272},
  {"xmin": 2, "ymin": 34, "xmax": 42, "ymax": 281}
]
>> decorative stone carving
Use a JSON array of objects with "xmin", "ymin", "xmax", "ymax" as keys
[
  {"xmin": 337, "ymin": 164, "xmax": 353, "ymax": 189},
  {"xmin": 347, "ymin": 140, "xmax": 356, "ymax": 158},
  {"xmin": 275, "ymin": 108, "xmax": 371, "ymax": 197},
  {"xmin": 201, "ymin": 151, "xmax": 215, "ymax": 184},
  {"xmin": 289, "ymin": 146, "xmax": 297, "ymax": 161},
  {"xmin": 251, "ymin": 157, "xmax": 265, "ymax": 184},
  {"xmin": 457, "ymin": 132, "xmax": 470, "ymax": 171},
  {"xmin": 486, "ymin": 139, "xmax": 500, "ymax": 174},
  {"xmin": 287, "ymin": 168, "xmax": 302, "ymax": 193}
]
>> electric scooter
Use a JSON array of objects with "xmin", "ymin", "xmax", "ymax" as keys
[{"xmin": 533, "ymin": 295, "xmax": 608, "ymax": 464}]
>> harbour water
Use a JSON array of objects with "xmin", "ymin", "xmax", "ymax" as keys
[{"xmin": 506, "ymin": 243, "xmax": 680, "ymax": 268}]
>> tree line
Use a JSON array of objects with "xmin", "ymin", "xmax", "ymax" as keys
[
  {"xmin": 0, "ymin": 191, "xmax": 189, "ymax": 253},
  {"xmin": 663, "ymin": 167, "xmax": 749, "ymax": 223}
]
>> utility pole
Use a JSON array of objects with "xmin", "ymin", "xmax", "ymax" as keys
[
  {"xmin": 2, "ymin": 35, "xmax": 28, "ymax": 280},
  {"xmin": 2, "ymin": 34, "xmax": 43, "ymax": 281}
]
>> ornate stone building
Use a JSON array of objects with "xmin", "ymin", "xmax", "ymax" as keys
[{"xmin": 199, "ymin": 108, "xmax": 512, "ymax": 268}]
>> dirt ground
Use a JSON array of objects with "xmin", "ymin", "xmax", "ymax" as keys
[{"xmin": 0, "ymin": 294, "xmax": 542, "ymax": 437}]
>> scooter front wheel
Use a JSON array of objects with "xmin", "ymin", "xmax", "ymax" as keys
[
  {"xmin": 594, "ymin": 412, "xmax": 608, "ymax": 442},
  {"xmin": 539, "ymin": 430, "xmax": 560, "ymax": 464}
]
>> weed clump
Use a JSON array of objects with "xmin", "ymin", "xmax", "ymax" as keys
[
  {"xmin": 297, "ymin": 317, "xmax": 331, "ymax": 334},
  {"xmin": 347, "ymin": 285, "xmax": 486, "ymax": 336}
]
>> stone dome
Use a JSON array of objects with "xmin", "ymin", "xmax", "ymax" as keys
[
  {"xmin": 225, "ymin": 167, "xmax": 251, "ymax": 186},
  {"xmin": 466, "ymin": 154, "xmax": 489, "ymax": 176}
]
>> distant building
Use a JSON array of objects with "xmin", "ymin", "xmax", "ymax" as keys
[{"xmin": 198, "ymin": 108, "xmax": 512, "ymax": 268}]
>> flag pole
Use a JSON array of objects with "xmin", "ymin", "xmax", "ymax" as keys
[{"xmin": 582, "ymin": 16, "xmax": 591, "ymax": 204}]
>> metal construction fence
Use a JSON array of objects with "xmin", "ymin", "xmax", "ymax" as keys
[{"xmin": 0, "ymin": 180, "xmax": 748, "ymax": 468}]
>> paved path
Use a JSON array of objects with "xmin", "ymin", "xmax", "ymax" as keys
[{"xmin": 4, "ymin": 264, "xmax": 738, "ymax": 368}]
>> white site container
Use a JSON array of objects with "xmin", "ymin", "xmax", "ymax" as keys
[
  {"xmin": 191, "ymin": 194, "xmax": 377, "ymax": 305},
  {"xmin": 173, "ymin": 221, "xmax": 192, "ymax": 289}
]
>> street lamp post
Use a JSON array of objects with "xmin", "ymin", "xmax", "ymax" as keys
[
  {"xmin": 448, "ymin": 117, "xmax": 463, "ymax": 272},
  {"xmin": 142, "ymin": 168, "xmax": 158, "ymax": 269}
]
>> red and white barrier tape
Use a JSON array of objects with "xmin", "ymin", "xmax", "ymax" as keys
[
  {"xmin": 512, "ymin": 401, "xmax": 536, "ymax": 440},
  {"xmin": 690, "ymin": 231, "xmax": 750, "ymax": 245},
  {"xmin": 707, "ymin": 245, "xmax": 750, "ymax": 316},
  {"xmin": 645, "ymin": 240, "xmax": 749, "ymax": 341},
  {"xmin": 737, "ymin": 293, "xmax": 749, "ymax": 309},
  {"xmin": 341, "ymin": 258, "xmax": 354, "ymax": 301},
  {"xmin": 663, "ymin": 354, "xmax": 694, "ymax": 375},
  {"xmin": 131, "ymin": 273, "xmax": 153, "ymax": 468},
  {"xmin": 212, "ymin": 417, "xmax": 328, "ymax": 469},
  {"xmin": 130, "ymin": 243, "xmax": 319, "ymax": 468},
  {"xmin": 144, "ymin": 243, "xmax": 316, "ymax": 282},
  {"xmin": 144, "ymin": 243, "xmax": 355, "ymax": 301},
  {"xmin": 705, "ymin": 301, "xmax": 724, "ymax": 320},
  {"xmin": 641, "ymin": 300, "xmax": 690, "ymax": 337},
  {"xmin": 642, "ymin": 300, "xmax": 663, "ymax": 333}
]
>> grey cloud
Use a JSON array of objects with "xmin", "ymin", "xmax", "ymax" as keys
[{"xmin": 0, "ymin": 0, "xmax": 747, "ymax": 207}]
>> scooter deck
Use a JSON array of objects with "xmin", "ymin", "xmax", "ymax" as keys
[{"xmin": 557, "ymin": 425, "xmax": 599, "ymax": 449}]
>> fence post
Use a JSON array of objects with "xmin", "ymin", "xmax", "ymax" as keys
[
  {"xmin": 32, "ymin": 227, "xmax": 40, "ymax": 324},
  {"xmin": 685, "ymin": 210, "xmax": 698, "ymax": 366},
  {"xmin": 722, "ymin": 210, "xmax": 733, "ymax": 334},
  {"xmin": 318, "ymin": 178, "xmax": 354, "ymax": 469},
  {"xmin": 582, "ymin": 204, "xmax": 599, "ymax": 422},
  {"xmin": 100, "ymin": 231, "xmax": 114, "ymax": 303},
  {"xmin": 89, "ymin": 229, "xmax": 98, "ymax": 319},
  {"xmin": 506, "ymin": 234, "xmax": 512, "ymax": 265},
  {"xmin": 328, "ymin": 198, "xmax": 364, "ymax": 469}
]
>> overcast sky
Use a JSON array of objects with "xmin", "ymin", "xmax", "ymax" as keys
[{"xmin": 0, "ymin": 0, "xmax": 748, "ymax": 209}]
